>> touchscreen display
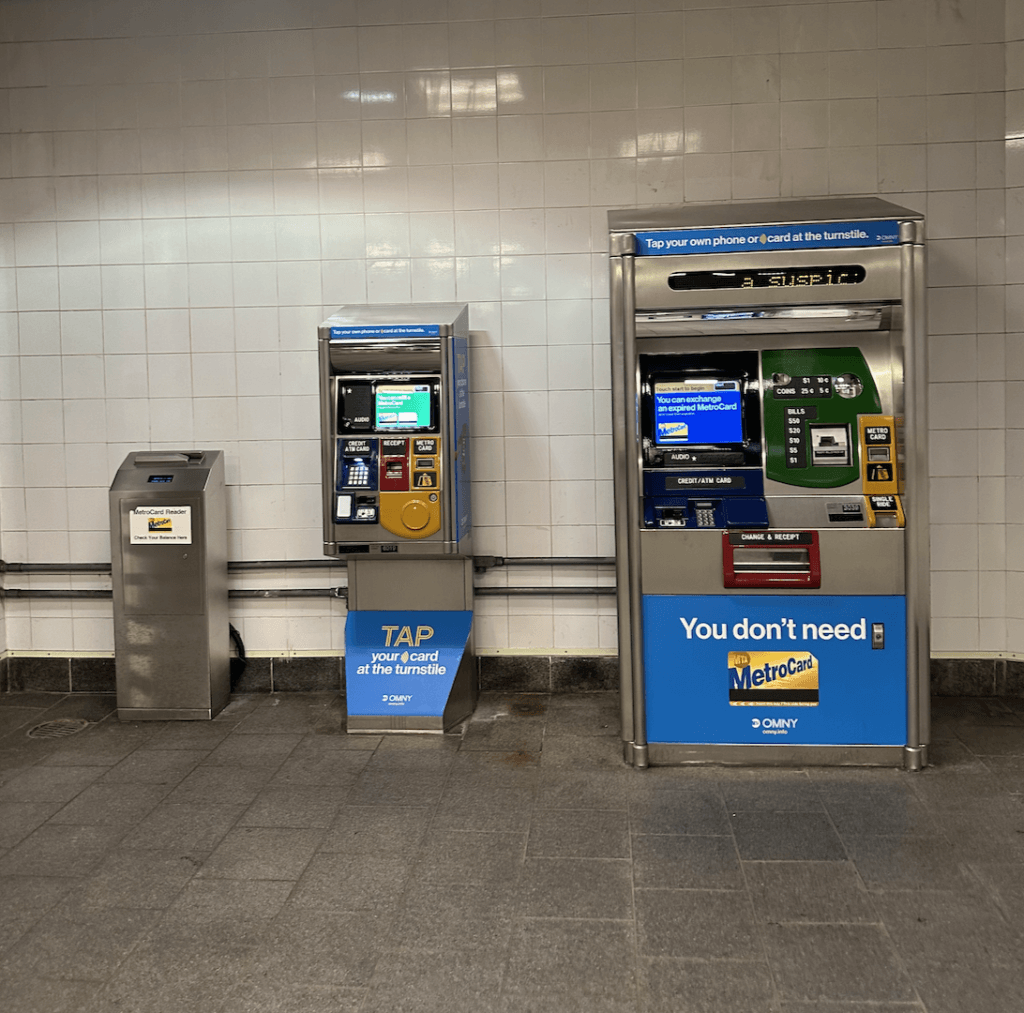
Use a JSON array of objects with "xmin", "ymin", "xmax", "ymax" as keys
[
  {"xmin": 653, "ymin": 380, "xmax": 743, "ymax": 445},
  {"xmin": 375, "ymin": 384, "xmax": 432, "ymax": 430}
]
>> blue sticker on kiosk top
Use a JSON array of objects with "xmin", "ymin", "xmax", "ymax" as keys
[
  {"xmin": 329, "ymin": 324, "xmax": 442, "ymax": 338},
  {"xmin": 634, "ymin": 220, "xmax": 901, "ymax": 256}
]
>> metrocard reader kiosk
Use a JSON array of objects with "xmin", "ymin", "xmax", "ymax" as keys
[
  {"xmin": 319, "ymin": 304, "xmax": 475, "ymax": 732},
  {"xmin": 609, "ymin": 199, "xmax": 928, "ymax": 769}
]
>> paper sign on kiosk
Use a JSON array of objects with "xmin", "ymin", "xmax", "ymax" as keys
[{"xmin": 129, "ymin": 506, "xmax": 192, "ymax": 544}]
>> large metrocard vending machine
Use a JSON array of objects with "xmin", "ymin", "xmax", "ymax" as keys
[
  {"xmin": 609, "ymin": 199, "xmax": 929, "ymax": 769},
  {"xmin": 318, "ymin": 304, "xmax": 475, "ymax": 733}
]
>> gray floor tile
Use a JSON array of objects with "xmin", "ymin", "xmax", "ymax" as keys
[
  {"xmin": 266, "ymin": 744, "xmax": 372, "ymax": 786},
  {"xmin": 388, "ymin": 879, "xmax": 520, "ymax": 954},
  {"xmin": 1, "ymin": 689, "xmax": 1021, "ymax": 1013},
  {"xmin": 527, "ymin": 807, "xmax": 630, "ymax": 859},
  {"xmin": 0, "ymin": 875, "xmax": 77, "ymax": 949},
  {"xmin": 163, "ymin": 877, "xmax": 293, "ymax": 928},
  {"xmin": 542, "ymin": 694, "xmax": 622, "ymax": 737},
  {"xmin": 0, "ymin": 902, "xmax": 161, "ymax": 982},
  {"xmin": 162, "ymin": 764, "xmax": 276, "ymax": 805},
  {"xmin": 744, "ymin": 860, "xmax": 878, "ymax": 923},
  {"xmin": 47, "ymin": 782, "xmax": 171, "ymax": 827},
  {"xmin": 288, "ymin": 852, "xmax": 411, "ymax": 912},
  {"xmin": 871, "ymin": 888, "xmax": 1024, "ymax": 965},
  {"xmin": 636, "ymin": 888, "xmax": 761, "ymax": 959},
  {"xmin": 777, "ymin": 1005, "xmax": 924, "ymax": 1013},
  {"xmin": 0, "ymin": 800, "xmax": 64, "ymax": 848},
  {"xmin": 236, "ymin": 694, "xmax": 344, "ymax": 735},
  {"xmin": 633, "ymin": 833, "xmax": 744, "ymax": 890},
  {"xmin": 119, "ymin": 802, "xmax": 245, "ymax": 851},
  {"xmin": 0, "ymin": 977, "xmax": 106, "ymax": 1013},
  {"xmin": 0, "ymin": 823, "xmax": 128, "ymax": 877},
  {"xmin": 433, "ymin": 782, "xmax": 535, "ymax": 832},
  {"xmin": 346, "ymin": 767, "xmax": 449, "ymax": 806},
  {"xmin": 140, "ymin": 721, "xmax": 235, "ymax": 751},
  {"xmin": 629, "ymin": 788, "xmax": 733, "ymax": 836},
  {"xmin": 516, "ymin": 857, "xmax": 633, "ymax": 919},
  {"xmin": 319, "ymin": 805, "xmax": 433, "ymax": 857},
  {"xmin": 72, "ymin": 848, "xmax": 203, "ymax": 909},
  {"xmin": 640, "ymin": 957, "xmax": 775, "ymax": 1013},
  {"xmin": 238, "ymin": 783, "xmax": 347, "ymax": 828},
  {"xmin": 843, "ymin": 833, "xmax": 972, "ymax": 890},
  {"xmin": 413, "ymin": 828, "xmax": 527, "ymax": 886},
  {"xmin": 98, "ymin": 748, "xmax": 208, "ymax": 786},
  {"xmin": 954, "ymin": 723, "xmax": 1024, "ymax": 755},
  {"xmin": 535, "ymin": 767, "xmax": 635, "ymax": 810},
  {"xmin": 365, "ymin": 949, "xmax": 505, "ymax": 1011},
  {"xmin": 200, "ymin": 730, "xmax": 303, "ymax": 767},
  {"xmin": 0, "ymin": 764, "xmax": 105, "ymax": 803},
  {"xmin": 446, "ymin": 748, "xmax": 542, "ymax": 788},
  {"xmin": 539, "ymin": 732, "xmax": 626, "ymax": 769},
  {"xmin": 221, "ymin": 980, "xmax": 365, "ymax": 1013},
  {"xmin": 503, "ymin": 918, "xmax": 637, "ymax": 1000},
  {"xmin": 731, "ymin": 810, "xmax": 847, "ymax": 861},
  {"xmin": 196, "ymin": 825, "xmax": 323, "ymax": 881},
  {"xmin": 251, "ymin": 909, "xmax": 391, "ymax": 987},
  {"xmin": 819, "ymin": 781, "xmax": 937, "ymax": 836},
  {"xmin": 763, "ymin": 923, "xmax": 916, "ymax": 1002},
  {"xmin": 718, "ymin": 769, "xmax": 824, "ymax": 812},
  {"xmin": 905, "ymin": 958, "xmax": 1024, "ymax": 1013}
]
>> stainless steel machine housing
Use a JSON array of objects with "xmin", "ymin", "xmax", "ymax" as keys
[
  {"xmin": 609, "ymin": 199, "xmax": 929, "ymax": 770},
  {"xmin": 109, "ymin": 450, "xmax": 229, "ymax": 720}
]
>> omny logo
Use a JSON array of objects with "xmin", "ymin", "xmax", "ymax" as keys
[
  {"xmin": 728, "ymin": 651, "xmax": 819, "ymax": 707},
  {"xmin": 752, "ymin": 717, "xmax": 799, "ymax": 734}
]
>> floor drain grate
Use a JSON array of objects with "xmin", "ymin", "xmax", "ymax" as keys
[{"xmin": 27, "ymin": 717, "xmax": 91, "ymax": 739}]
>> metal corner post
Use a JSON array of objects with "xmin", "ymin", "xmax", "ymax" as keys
[
  {"xmin": 901, "ymin": 233, "xmax": 930, "ymax": 770},
  {"xmin": 610, "ymin": 233, "xmax": 648, "ymax": 768}
]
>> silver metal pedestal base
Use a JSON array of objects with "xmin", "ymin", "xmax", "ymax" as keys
[{"xmin": 345, "ymin": 556, "xmax": 477, "ymax": 735}]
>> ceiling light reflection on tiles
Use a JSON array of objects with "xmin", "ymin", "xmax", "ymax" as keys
[
  {"xmin": 451, "ymin": 74, "xmax": 499, "ymax": 115},
  {"xmin": 640, "ymin": 131, "xmax": 684, "ymax": 156},
  {"xmin": 344, "ymin": 89, "xmax": 398, "ymax": 106}
]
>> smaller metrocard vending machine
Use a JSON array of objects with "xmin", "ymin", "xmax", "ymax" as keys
[
  {"xmin": 609, "ymin": 199, "xmax": 929, "ymax": 769},
  {"xmin": 318, "ymin": 304, "xmax": 474, "ymax": 733}
]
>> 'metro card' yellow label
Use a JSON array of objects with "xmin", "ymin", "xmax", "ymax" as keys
[{"xmin": 728, "ymin": 651, "xmax": 819, "ymax": 706}]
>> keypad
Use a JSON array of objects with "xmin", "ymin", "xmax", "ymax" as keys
[
  {"xmin": 347, "ymin": 461, "xmax": 370, "ymax": 486},
  {"xmin": 696, "ymin": 508, "xmax": 716, "ymax": 527}
]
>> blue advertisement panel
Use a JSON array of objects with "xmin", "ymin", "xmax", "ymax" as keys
[
  {"xmin": 330, "ymin": 324, "xmax": 442, "ymax": 338},
  {"xmin": 635, "ymin": 220, "xmax": 900, "ymax": 256},
  {"xmin": 643, "ymin": 594, "xmax": 906, "ymax": 746},
  {"xmin": 346, "ymin": 610, "xmax": 472, "ymax": 718},
  {"xmin": 453, "ymin": 332, "xmax": 471, "ymax": 540}
]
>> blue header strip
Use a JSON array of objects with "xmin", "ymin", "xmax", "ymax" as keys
[
  {"xmin": 635, "ymin": 220, "xmax": 900, "ymax": 256},
  {"xmin": 330, "ymin": 324, "xmax": 441, "ymax": 338}
]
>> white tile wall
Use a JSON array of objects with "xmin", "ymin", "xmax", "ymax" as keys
[{"xmin": 0, "ymin": 0, "xmax": 1019, "ymax": 658}]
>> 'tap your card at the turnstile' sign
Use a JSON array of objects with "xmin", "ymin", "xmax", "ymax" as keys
[{"xmin": 345, "ymin": 610, "xmax": 472, "ymax": 717}]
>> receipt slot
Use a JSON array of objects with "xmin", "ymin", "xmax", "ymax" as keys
[
  {"xmin": 609, "ymin": 199, "xmax": 929, "ymax": 769},
  {"xmin": 109, "ymin": 451, "xmax": 229, "ymax": 720},
  {"xmin": 318, "ymin": 304, "xmax": 475, "ymax": 733}
]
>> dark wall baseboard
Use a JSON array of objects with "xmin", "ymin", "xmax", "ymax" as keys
[{"xmin": 1, "ymin": 655, "xmax": 1021, "ymax": 697}]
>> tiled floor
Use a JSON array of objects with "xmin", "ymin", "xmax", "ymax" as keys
[{"xmin": 0, "ymin": 691, "xmax": 1022, "ymax": 1013}]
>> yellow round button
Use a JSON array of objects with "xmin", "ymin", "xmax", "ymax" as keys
[{"xmin": 401, "ymin": 499, "xmax": 430, "ymax": 531}]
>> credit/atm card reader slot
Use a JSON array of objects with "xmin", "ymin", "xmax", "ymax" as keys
[
  {"xmin": 644, "ymin": 471, "xmax": 769, "ymax": 530},
  {"xmin": 723, "ymin": 531, "xmax": 821, "ymax": 589},
  {"xmin": 335, "ymin": 438, "xmax": 379, "ymax": 523}
]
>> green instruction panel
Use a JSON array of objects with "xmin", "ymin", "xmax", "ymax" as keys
[{"xmin": 762, "ymin": 348, "xmax": 881, "ymax": 489}]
